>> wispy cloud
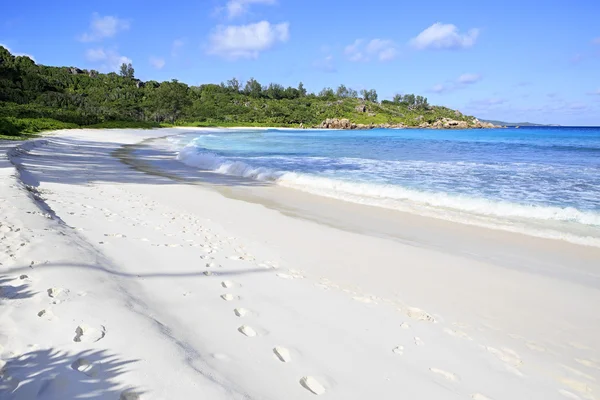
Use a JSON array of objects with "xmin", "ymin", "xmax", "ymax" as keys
[
  {"xmin": 431, "ymin": 84, "xmax": 449, "ymax": 93},
  {"xmin": 587, "ymin": 88, "xmax": 600, "ymax": 95},
  {"xmin": 592, "ymin": 37, "xmax": 600, "ymax": 45},
  {"xmin": 171, "ymin": 39, "xmax": 184, "ymax": 57},
  {"xmin": 410, "ymin": 23, "xmax": 479, "ymax": 50},
  {"xmin": 344, "ymin": 38, "xmax": 398, "ymax": 62},
  {"xmin": 79, "ymin": 13, "xmax": 130, "ymax": 42},
  {"xmin": 207, "ymin": 20, "xmax": 289, "ymax": 59},
  {"xmin": 568, "ymin": 102, "xmax": 587, "ymax": 110},
  {"xmin": 150, "ymin": 56, "xmax": 165, "ymax": 69},
  {"xmin": 85, "ymin": 47, "xmax": 131, "ymax": 71},
  {"xmin": 457, "ymin": 73, "xmax": 482, "ymax": 84},
  {"xmin": 469, "ymin": 98, "xmax": 507, "ymax": 108},
  {"xmin": 431, "ymin": 73, "xmax": 482, "ymax": 93},
  {"xmin": 313, "ymin": 55, "xmax": 336, "ymax": 73},
  {"xmin": 222, "ymin": 0, "xmax": 276, "ymax": 19},
  {"xmin": 571, "ymin": 53, "xmax": 583, "ymax": 64}
]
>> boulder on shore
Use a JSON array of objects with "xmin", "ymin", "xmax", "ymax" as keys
[{"xmin": 317, "ymin": 117, "xmax": 499, "ymax": 130}]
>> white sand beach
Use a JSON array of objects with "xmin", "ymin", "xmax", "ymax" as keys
[{"xmin": 1, "ymin": 128, "xmax": 599, "ymax": 400}]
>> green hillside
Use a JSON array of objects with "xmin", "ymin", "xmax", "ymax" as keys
[{"xmin": 0, "ymin": 45, "xmax": 492, "ymax": 138}]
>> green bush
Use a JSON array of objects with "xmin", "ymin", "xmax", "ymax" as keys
[{"xmin": 0, "ymin": 116, "xmax": 78, "ymax": 138}]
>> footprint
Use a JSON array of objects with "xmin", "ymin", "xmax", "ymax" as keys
[
  {"xmin": 37, "ymin": 309, "xmax": 54, "ymax": 320},
  {"xmin": 575, "ymin": 359, "xmax": 600, "ymax": 370},
  {"xmin": 558, "ymin": 378, "xmax": 593, "ymax": 396},
  {"xmin": 238, "ymin": 325, "xmax": 257, "ymax": 337},
  {"xmin": 352, "ymin": 296, "xmax": 374, "ymax": 304},
  {"xmin": 525, "ymin": 342, "xmax": 546, "ymax": 352},
  {"xmin": 392, "ymin": 346, "xmax": 404, "ymax": 355},
  {"xmin": 273, "ymin": 346, "xmax": 292, "ymax": 362},
  {"xmin": 300, "ymin": 376, "xmax": 326, "ymax": 395},
  {"xmin": 559, "ymin": 389, "xmax": 581, "ymax": 399},
  {"xmin": 234, "ymin": 308, "xmax": 248, "ymax": 317},
  {"xmin": 221, "ymin": 294, "xmax": 237, "ymax": 301},
  {"xmin": 560, "ymin": 365, "xmax": 596, "ymax": 383},
  {"xmin": 71, "ymin": 358, "xmax": 95, "ymax": 376},
  {"xmin": 486, "ymin": 347, "xmax": 522, "ymax": 367},
  {"xmin": 406, "ymin": 307, "xmax": 436, "ymax": 323},
  {"xmin": 414, "ymin": 337, "xmax": 425, "ymax": 346},
  {"xmin": 47, "ymin": 287, "xmax": 65, "ymax": 298},
  {"xmin": 400, "ymin": 322, "xmax": 410, "ymax": 330},
  {"xmin": 444, "ymin": 328, "xmax": 472, "ymax": 340},
  {"xmin": 430, "ymin": 368, "xmax": 459, "ymax": 382},
  {"xmin": 276, "ymin": 273, "xmax": 295, "ymax": 280},
  {"xmin": 221, "ymin": 281, "xmax": 235, "ymax": 288},
  {"xmin": 73, "ymin": 324, "xmax": 106, "ymax": 343},
  {"xmin": 472, "ymin": 394, "xmax": 494, "ymax": 400}
]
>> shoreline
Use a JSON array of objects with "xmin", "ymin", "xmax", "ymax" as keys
[
  {"xmin": 1, "ymin": 129, "xmax": 599, "ymax": 399},
  {"xmin": 166, "ymin": 129, "xmax": 600, "ymax": 248}
]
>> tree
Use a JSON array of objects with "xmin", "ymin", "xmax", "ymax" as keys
[
  {"xmin": 226, "ymin": 77, "xmax": 240, "ymax": 93},
  {"xmin": 244, "ymin": 78, "xmax": 262, "ymax": 98},
  {"xmin": 119, "ymin": 63, "xmax": 134, "ymax": 79},
  {"xmin": 318, "ymin": 87, "xmax": 335, "ymax": 100},
  {"xmin": 360, "ymin": 89, "xmax": 378, "ymax": 103},
  {"xmin": 297, "ymin": 82, "xmax": 307, "ymax": 97},
  {"xmin": 150, "ymin": 79, "xmax": 191, "ymax": 123},
  {"xmin": 336, "ymin": 84, "xmax": 349, "ymax": 98},
  {"xmin": 265, "ymin": 83, "xmax": 285, "ymax": 100}
]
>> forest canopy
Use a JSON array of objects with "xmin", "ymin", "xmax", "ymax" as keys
[{"xmin": 0, "ymin": 46, "xmax": 475, "ymax": 136}]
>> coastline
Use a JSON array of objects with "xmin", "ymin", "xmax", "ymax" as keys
[{"xmin": 1, "ymin": 128, "xmax": 599, "ymax": 399}]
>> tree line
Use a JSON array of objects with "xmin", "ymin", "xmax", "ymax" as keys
[{"xmin": 1, "ymin": 45, "xmax": 464, "ymax": 133}]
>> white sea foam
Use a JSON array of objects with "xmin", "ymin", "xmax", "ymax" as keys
[{"xmin": 176, "ymin": 146, "xmax": 600, "ymax": 247}]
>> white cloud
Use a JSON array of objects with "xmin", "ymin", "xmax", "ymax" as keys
[
  {"xmin": 431, "ymin": 84, "xmax": 449, "ymax": 93},
  {"xmin": 171, "ymin": 39, "xmax": 184, "ymax": 57},
  {"xmin": 568, "ymin": 102, "xmax": 587, "ymax": 111},
  {"xmin": 457, "ymin": 73, "xmax": 481, "ymax": 84},
  {"xmin": 85, "ymin": 47, "xmax": 132, "ymax": 71},
  {"xmin": 410, "ymin": 23, "xmax": 479, "ymax": 50},
  {"xmin": 0, "ymin": 43, "xmax": 35, "ymax": 61},
  {"xmin": 313, "ymin": 55, "xmax": 336, "ymax": 73},
  {"xmin": 79, "ymin": 13, "xmax": 130, "ymax": 42},
  {"xmin": 208, "ymin": 20, "xmax": 289, "ymax": 59},
  {"xmin": 431, "ymin": 73, "xmax": 481, "ymax": 94},
  {"xmin": 471, "ymin": 98, "xmax": 506, "ymax": 106},
  {"xmin": 345, "ymin": 38, "xmax": 398, "ymax": 62},
  {"xmin": 150, "ymin": 56, "xmax": 166, "ymax": 69},
  {"xmin": 225, "ymin": 0, "xmax": 276, "ymax": 19}
]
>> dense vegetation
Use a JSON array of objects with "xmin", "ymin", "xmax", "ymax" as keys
[{"xmin": 0, "ymin": 45, "xmax": 475, "ymax": 138}]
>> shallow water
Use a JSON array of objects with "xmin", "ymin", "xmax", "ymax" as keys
[{"xmin": 170, "ymin": 127, "xmax": 600, "ymax": 246}]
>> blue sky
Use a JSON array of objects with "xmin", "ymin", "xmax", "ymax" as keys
[{"xmin": 2, "ymin": 0, "xmax": 600, "ymax": 125}]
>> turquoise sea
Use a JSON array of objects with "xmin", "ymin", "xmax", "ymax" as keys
[{"xmin": 170, "ymin": 127, "xmax": 600, "ymax": 246}]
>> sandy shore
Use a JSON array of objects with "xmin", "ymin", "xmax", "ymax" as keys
[{"xmin": 1, "ymin": 128, "xmax": 599, "ymax": 399}]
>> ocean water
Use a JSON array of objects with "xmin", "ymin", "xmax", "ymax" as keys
[{"xmin": 171, "ymin": 127, "xmax": 600, "ymax": 246}]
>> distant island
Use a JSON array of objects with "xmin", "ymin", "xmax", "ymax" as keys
[
  {"xmin": 480, "ymin": 119, "xmax": 558, "ymax": 127},
  {"xmin": 0, "ymin": 46, "xmax": 498, "ymax": 138}
]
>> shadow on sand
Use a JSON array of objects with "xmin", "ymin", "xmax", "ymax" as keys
[
  {"xmin": 0, "ymin": 348, "xmax": 141, "ymax": 399},
  {"xmin": 5, "ymin": 135, "xmax": 270, "ymax": 189},
  {"xmin": 0, "ymin": 276, "xmax": 37, "ymax": 300},
  {"xmin": 3, "ymin": 262, "xmax": 272, "ymax": 281}
]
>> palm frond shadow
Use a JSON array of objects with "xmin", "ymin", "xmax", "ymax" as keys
[{"xmin": 0, "ymin": 348, "xmax": 142, "ymax": 399}]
